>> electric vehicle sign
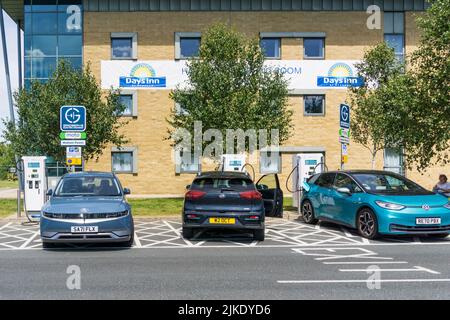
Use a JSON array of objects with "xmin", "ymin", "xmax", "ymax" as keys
[
  {"xmin": 339, "ymin": 104, "xmax": 350, "ymax": 129},
  {"xmin": 60, "ymin": 106, "xmax": 86, "ymax": 132}
]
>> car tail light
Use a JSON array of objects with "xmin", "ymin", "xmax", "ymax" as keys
[
  {"xmin": 185, "ymin": 190, "xmax": 206, "ymax": 200},
  {"xmin": 186, "ymin": 214, "xmax": 200, "ymax": 219},
  {"xmin": 239, "ymin": 190, "xmax": 262, "ymax": 200}
]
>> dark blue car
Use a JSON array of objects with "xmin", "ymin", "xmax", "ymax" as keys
[{"xmin": 40, "ymin": 172, "xmax": 134, "ymax": 248}]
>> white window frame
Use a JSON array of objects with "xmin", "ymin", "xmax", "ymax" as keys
[
  {"xmin": 259, "ymin": 37, "xmax": 281, "ymax": 60},
  {"xmin": 119, "ymin": 90, "xmax": 138, "ymax": 117},
  {"xmin": 111, "ymin": 32, "xmax": 138, "ymax": 60},
  {"xmin": 175, "ymin": 32, "xmax": 201, "ymax": 60},
  {"xmin": 111, "ymin": 146, "xmax": 138, "ymax": 174}
]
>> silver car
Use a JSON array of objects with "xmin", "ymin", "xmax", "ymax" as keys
[{"xmin": 40, "ymin": 172, "xmax": 134, "ymax": 248}]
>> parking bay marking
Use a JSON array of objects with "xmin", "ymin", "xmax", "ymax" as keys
[{"xmin": 278, "ymin": 279, "xmax": 450, "ymax": 284}]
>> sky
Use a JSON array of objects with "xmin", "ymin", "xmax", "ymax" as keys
[{"xmin": 0, "ymin": 9, "xmax": 22, "ymax": 137}]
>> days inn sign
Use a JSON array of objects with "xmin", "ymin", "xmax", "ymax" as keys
[{"xmin": 102, "ymin": 60, "xmax": 364, "ymax": 90}]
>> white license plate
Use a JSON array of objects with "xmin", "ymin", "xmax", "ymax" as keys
[
  {"xmin": 71, "ymin": 226, "xmax": 98, "ymax": 233},
  {"xmin": 416, "ymin": 218, "xmax": 441, "ymax": 225}
]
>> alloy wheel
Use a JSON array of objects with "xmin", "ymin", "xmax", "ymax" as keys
[
  {"xmin": 358, "ymin": 210, "xmax": 376, "ymax": 237},
  {"xmin": 302, "ymin": 201, "xmax": 313, "ymax": 222}
]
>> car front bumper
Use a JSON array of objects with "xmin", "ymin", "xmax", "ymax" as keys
[
  {"xmin": 376, "ymin": 207, "xmax": 450, "ymax": 235},
  {"xmin": 40, "ymin": 215, "xmax": 133, "ymax": 243}
]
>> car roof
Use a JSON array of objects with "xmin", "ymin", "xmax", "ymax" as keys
[
  {"xmin": 195, "ymin": 171, "xmax": 251, "ymax": 179},
  {"xmin": 320, "ymin": 170, "xmax": 401, "ymax": 175},
  {"xmin": 62, "ymin": 171, "xmax": 115, "ymax": 178}
]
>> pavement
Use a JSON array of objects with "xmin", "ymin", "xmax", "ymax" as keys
[{"xmin": 0, "ymin": 216, "xmax": 449, "ymax": 299}]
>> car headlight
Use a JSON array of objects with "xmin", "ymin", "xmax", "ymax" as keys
[
  {"xmin": 42, "ymin": 211, "xmax": 53, "ymax": 218},
  {"xmin": 444, "ymin": 203, "xmax": 450, "ymax": 210},
  {"xmin": 106, "ymin": 210, "xmax": 129, "ymax": 218},
  {"xmin": 375, "ymin": 200, "xmax": 405, "ymax": 210}
]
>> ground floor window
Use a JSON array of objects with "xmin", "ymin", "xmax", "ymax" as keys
[
  {"xmin": 111, "ymin": 147, "xmax": 138, "ymax": 174},
  {"xmin": 304, "ymin": 95, "xmax": 325, "ymax": 116},
  {"xmin": 383, "ymin": 147, "xmax": 404, "ymax": 175}
]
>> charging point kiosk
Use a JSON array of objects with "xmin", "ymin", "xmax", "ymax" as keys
[
  {"xmin": 221, "ymin": 154, "xmax": 246, "ymax": 172},
  {"xmin": 292, "ymin": 153, "xmax": 324, "ymax": 208},
  {"xmin": 22, "ymin": 156, "xmax": 47, "ymax": 218}
]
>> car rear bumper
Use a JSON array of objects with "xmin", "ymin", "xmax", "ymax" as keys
[{"xmin": 182, "ymin": 212, "xmax": 265, "ymax": 230}]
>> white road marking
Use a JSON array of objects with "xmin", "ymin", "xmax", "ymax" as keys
[
  {"xmin": 338, "ymin": 266, "xmax": 440, "ymax": 274},
  {"xmin": 324, "ymin": 261, "xmax": 408, "ymax": 265},
  {"xmin": 277, "ymin": 279, "xmax": 450, "ymax": 284},
  {"xmin": 19, "ymin": 230, "xmax": 40, "ymax": 249},
  {"xmin": 133, "ymin": 231, "xmax": 142, "ymax": 248}
]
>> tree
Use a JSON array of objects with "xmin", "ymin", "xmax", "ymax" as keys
[
  {"xmin": 404, "ymin": 0, "xmax": 450, "ymax": 170},
  {"xmin": 167, "ymin": 23, "xmax": 292, "ymax": 157},
  {"xmin": 3, "ymin": 61, "xmax": 129, "ymax": 163},
  {"xmin": 349, "ymin": 42, "xmax": 405, "ymax": 169},
  {"xmin": 0, "ymin": 142, "xmax": 16, "ymax": 180}
]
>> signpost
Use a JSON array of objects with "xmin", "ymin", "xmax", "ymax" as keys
[
  {"xmin": 339, "ymin": 104, "xmax": 350, "ymax": 169},
  {"xmin": 60, "ymin": 106, "xmax": 86, "ymax": 171}
]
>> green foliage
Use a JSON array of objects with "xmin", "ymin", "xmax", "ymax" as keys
[
  {"xmin": 0, "ymin": 143, "xmax": 16, "ymax": 180},
  {"xmin": 405, "ymin": 0, "xmax": 450, "ymax": 170},
  {"xmin": 349, "ymin": 42, "xmax": 404, "ymax": 167},
  {"xmin": 3, "ymin": 61, "xmax": 129, "ymax": 163},
  {"xmin": 167, "ymin": 23, "xmax": 292, "ymax": 153}
]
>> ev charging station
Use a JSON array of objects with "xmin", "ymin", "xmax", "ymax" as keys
[
  {"xmin": 22, "ymin": 156, "xmax": 47, "ymax": 217},
  {"xmin": 221, "ymin": 154, "xmax": 247, "ymax": 172},
  {"xmin": 292, "ymin": 153, "xmax": 324, "ymax": 208}
]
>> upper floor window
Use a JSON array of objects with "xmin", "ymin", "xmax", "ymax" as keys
[
  {"xmin": 303, "ymin": 38, "xmax": 325, "ymax": 59},
  {"xmin": 180, "ymin": 37, "xmax": 201, "ymax": 59},
  {"xmin": 260, "ymin": 38, "xmax": 281, "ymax": 59},
  {"xmin": 111, "ymin": 33, "xmax": 137, "ymax": 60},
  {"xmin": 175, "ymin": 32, "xmax": 201, "ymax": 59}
]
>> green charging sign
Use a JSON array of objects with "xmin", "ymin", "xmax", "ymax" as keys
[{"xmin": 60, "ymin": 132, "xmax": 87, "ymax": 140}]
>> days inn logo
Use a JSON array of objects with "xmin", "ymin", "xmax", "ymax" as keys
[
  {"xmin": 317, "ymin": 63, "xmax": 364, "ymax": 87},
  {"xmin": 119, "ymin": 63, "xmax": 167, "ymax": 88}
]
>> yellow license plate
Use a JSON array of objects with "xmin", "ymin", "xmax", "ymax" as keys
[{"xmin": 209, "ymin": 217, "xmax": 236, "ymax": 224}]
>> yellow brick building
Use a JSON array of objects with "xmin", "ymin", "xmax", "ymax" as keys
[{"xmin": 17, "ymin": 0, "xmax": 446, "ymax": 196}]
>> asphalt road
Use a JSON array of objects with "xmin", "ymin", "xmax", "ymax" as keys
[{"xmin": 1, "ymin": 242, "xmax": 450, "ymax": 299}]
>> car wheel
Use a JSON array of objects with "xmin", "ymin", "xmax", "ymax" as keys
[
  {"xmin": 253, "ymin": 229, "xmax": 265, "ymax": 241},
  {"xmin": 182, "ymin": 227, "xmax": 194, "ymax": 239},
  {"xmin": 301, "ymin": 200, "xmax": 317, "ymax": 224},
  {"xmin": 357, "ymin": 208, "xmax": 379, "ymax": 239},
  {"xmin": 427, "ymin": 233, "xmax": 449, "ymax": 239}
]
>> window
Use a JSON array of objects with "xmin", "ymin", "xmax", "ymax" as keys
[
  {"xmin": 384, "ymin": 12, "xmax": 404, "ymax": 62},
  {"xmin": 180, "ymin": 38, "xmax": 201, "ymax": 58},
  {"xmin": 304, "ymin": 95, "xmax": 325, "ymax": 116},
  {"xmin": 118, "ymin": 92, "xmax": 137, "ymax": 117},
  {"xmin": 111, "ymin": 147, "xmax": 138, "ymax": 174},
  {"xmin": 303, "ymin": 38, "xmax": 324, "ymax": 59},
  {"xmin": 315, "ymin": 173, "xmax": 336, "ymax": 189},
  {"xmin": 175, "ymin": 32, "xmax": 201, "ymax": 59},
  {"xmin": 111, "ymin": 33, "xmax": 137, "ymax": 60},
  {"xmin": 334, "ymin": 174, "xmax": 363, "ymax": 193},
  {"xmin": 384, "ymin": 148, "xmax": 404, "ymax": 175},
  {"xmin": 260, "ymin": 38, "xmax": 281, "ymax": 59},
  {"xmin": 256, "ymin": 174, "xmax": 278, "ymax": 190},
  {"xmin": 192, "ymin": 177, "xmax": 254, "ymax": 191},
  {"xmin": 119, "ymin": 95, "xmax": 133, "ymax": 116}
]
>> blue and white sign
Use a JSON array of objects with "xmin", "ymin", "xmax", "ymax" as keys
[
  {"xmin": 340, "ymin": 103, "xmax": 350, "ymax": 129},
  {"xmin": 317, "ymin": 63, "xmax": 364, "ymax": 88},
  {"xmin": 119, "ymin": 63, "xmax": 166, "ymax": 88},
  {"xmin": 60, "ymin": 106, "xmax": 86, "ymax": 132}
]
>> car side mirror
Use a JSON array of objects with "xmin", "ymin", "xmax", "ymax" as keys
[
  {"xmin": 46, "ymin": 189, "xmax": 53, "ymax": 196},
  {"xmin": 123, "ymin": 188, "xmax": 131, "ymax": 195},
  {"xmin": 337, "ymin": 187, "xmax": 352, "ymax": 195},
  {"xmin": 186, "ymin": 184, "xmax": 191, "ymax": 190}
]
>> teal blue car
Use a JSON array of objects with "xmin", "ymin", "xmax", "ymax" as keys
[{"xmin": 300, "ymin": 170, "xmax": 450, "ymax": 239}]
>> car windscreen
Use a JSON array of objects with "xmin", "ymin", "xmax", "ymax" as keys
[
  {"xmin": 352, "ymin": 173, "xmax": 433, "ymax": 195},
  {"xmin": 54, "ymin": 176, "xmax": 121, "ymax": 197},
  {"xmin": 191, "ymin": 177, "xmax": 255, "ymax": 191}
]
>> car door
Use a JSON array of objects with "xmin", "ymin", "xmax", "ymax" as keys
[
  {"xmin": 313, "ymin": 172, "xmax": 336, "ymax": 219},
  {"xmin": 256, "ymin": 174, "xmax": 283, "ymax": 217},
  {"xmin": 328, "ymin": 173, "xmax": 363, "ymax": 226}
]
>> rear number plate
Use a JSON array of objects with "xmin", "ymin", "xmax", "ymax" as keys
[
  {"xmin": 416, "ymin": 218, "xmax": 441, "ymax": 225},
  {"xmin": 71, "ymin": 226, "xmax": 98, "ymax": 233},
  {"xmin": 209, "ymin": 217, "xmax": 236, "ymax": 225}
]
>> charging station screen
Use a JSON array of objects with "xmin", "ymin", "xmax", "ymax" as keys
[
  {"xmin": 27, "ymin": 162, "xmax": 40, "ymax": 168},
  {"xmin": 305, "ymin": 160, "xmax": 317, "ymax": 165}
]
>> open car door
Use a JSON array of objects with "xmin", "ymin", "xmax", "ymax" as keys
[{"xmin": 255, "ymin": 174, "xmax": 283, "ymax": 218}]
